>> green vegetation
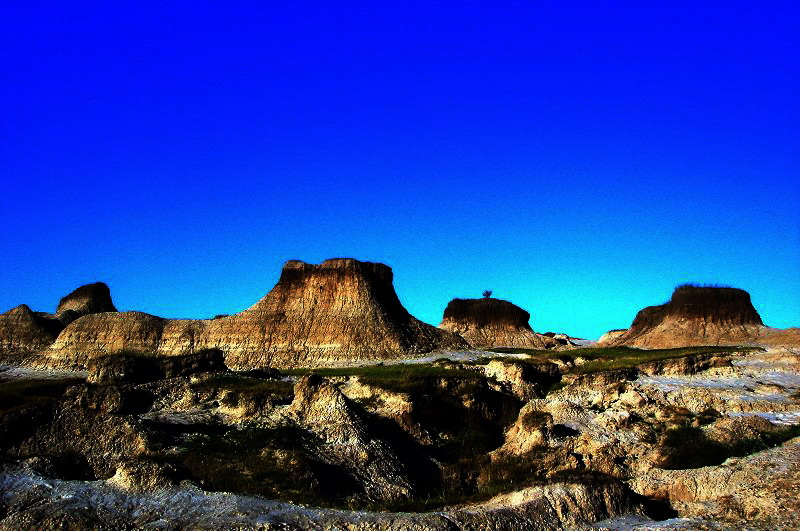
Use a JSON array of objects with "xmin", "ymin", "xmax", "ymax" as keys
[
  {"xmin": 572, "ymin": 346, "xmax": 761, "ymax": 375},
  {"xmin": 190, "ymin": 373, "xmax": 293, "ymax": 398},
  {"xmin": 177, "ymin": 421, "xmax": 340, "ymax": 505},
  {"xmin": 658, "ymin": 423, "xmax": 800, "ymax": 470},
  {"xmin": 284, "ymin": 362, "xmax": 484, "ymax": 394},
  {"xmin": 483, "ymin": 345, "xmax": 763, "ymax": 375}
]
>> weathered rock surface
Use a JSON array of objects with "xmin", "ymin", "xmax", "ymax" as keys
[
  {"xmin": 597, "ymin": 329, "xmax": 626, "ymax": 344},
  {"xmin": 439, "ymin": 297, "xmax": 556, "ymax": 348},
  {"xmin": 0, "ymin": 469, "xmax": 641, "ymax": 530},
  {"xmin": 631, "ymin": 437, "xmax": 800, "ymax": 528},
  {"xmin": 2, "ymin": 334, "xmax": 797, "ymax": 528},
  {"xmin": 86, "ymin": 349, "xmax": 226, "ymax": 384},
  {"xmin": 481, "ymin": 358, "xmax": 560, "ymax": 400},
  {"xmin": 286, "ymin": 373, "xmax": 414, "ymax": 502},
  {"xmin": 0, "ymin": 305, "xmax": 62, "ymax": 352},
  {"xmin": 48, "ymin": 259, "xmax": 469, "ymax": 369},
  {"xmin": 601, "ymin": 285, "xmax": 766, "ymax": 348},
  {"xmin": 0, "ymin": 283, "xmax": 118, "ymax": 355},
  {"xmin": 55, "ymin": 282, "xmax": 117, "ymax": 324}
]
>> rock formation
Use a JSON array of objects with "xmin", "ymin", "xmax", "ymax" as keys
[
  {"xmin": 0, "ymin": 305, "xmax": 63, "ymax": 351},
  {"xmin": 48, "ymin": 259, "xmax": 469, "ymax": 369},
  {"xmin": 596, "ymin": 329, "xmax": 626, "ymax": 344},
  {"xmin": 599, "ymin": 285, "xmax": 766, "ymax": 348},
  {"xmin": 439, "ymin": 297, "xmax": 557, "ymax": 348},
  {"xmin": 0, "ymin": 282, "xmax": 118, "ymax": 354},
  {"xmin": 56, "ymin": 282, "xmax": 117, "ymax": 324},
  {"xmin": 287, "ymin": 374, "xmax": 414, "ymax": 502}
]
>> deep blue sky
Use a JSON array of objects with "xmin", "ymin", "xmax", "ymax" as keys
[{"xmin": 2, "ymin": 2, "xmax": 799, "ymax": 339}]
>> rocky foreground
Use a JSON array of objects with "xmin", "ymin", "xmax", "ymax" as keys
[{"xmin": 1, "ymin": 344, "xmax": 798, "ymax": 529}]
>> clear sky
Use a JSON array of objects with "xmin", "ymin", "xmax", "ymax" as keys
[{"xmin": 2, "ymin": 2, "xmax": 798, "ymax": 339}]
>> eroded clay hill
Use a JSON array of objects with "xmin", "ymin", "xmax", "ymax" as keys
[
  {"xmin": 0, "ymin": 282, "xmax": 117, "ymax": 352},
  {"xmin": 439, "ymin": 297, "xmax": 558, "ymax": 348},
  {"xmin": 48, "ymin": 259, "xmax": 469, "ymax": 369},
  {"xmin": 601, "ymin": 285, "xmax": 766, "ymax": 348}
]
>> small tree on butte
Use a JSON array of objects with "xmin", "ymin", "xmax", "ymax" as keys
[{"xmin": 482, "ymin": 290, "xmax": 493, "ymax": 298}]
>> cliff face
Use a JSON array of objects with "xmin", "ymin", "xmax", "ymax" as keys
[
  {"xmin": 48, "ymin": 259, "xmax": 469, "ymax": 369},
  {"xmin": 439, "ymin": 298, "xmax": 553, "ymax": 348},
  {"xmin": 603, "ymin": 285, "xmax": 765, "ymax": 348}
]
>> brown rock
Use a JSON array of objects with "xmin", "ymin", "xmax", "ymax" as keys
[
  {"xmin": 0, "ymin": 283, "xmax": 118, "ymax": 354},
  {"xmin": 0, "ymin": 305, "xmax": 63, "ymax": 351},
  {"xmin": 631, "ymin": 437, "xmax": 800, "ymax": 527},
  {"xmin": 287, "ymin": 373, "xmax": 414, "ymax": 502},
  {"xmin": 439, "ymin": 297, "xmax": 555, "ymax": 348},
  {"xmin": 605, "ymin": 285, "xmax": 766, "ymax": 348},
  {"xmin": 48, "ymin": 259, "xmax": 468, "ymax": 369}
]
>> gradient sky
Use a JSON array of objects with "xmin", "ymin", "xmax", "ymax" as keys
[{"xmin": 2, "ymin": 2, "xmax": 799, "ymax": 339}]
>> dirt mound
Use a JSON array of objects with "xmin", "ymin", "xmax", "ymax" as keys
[
  {"xmin": 604, "ymin": 285, "xmax": 765, "ymax": 348},
  {"xmin": 49, "ymin": 259, "xmax": 468, "ymax": 369}
]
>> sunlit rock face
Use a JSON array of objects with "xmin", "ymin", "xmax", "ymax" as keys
[
  {"xmin": 602, "ymin": 285, "xmax": 765, "ymax": 348},
  {"xmin": 49, "ymin": 259, "xmax": 469, "ymax": 369},
  {"xmin": 439, "ymin": 297, "xmax": 554, "ymax": 348}
]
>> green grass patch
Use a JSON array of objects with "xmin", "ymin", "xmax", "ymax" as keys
[
  {"xmin": 484, "ymin": 345, "xmax": 762, "ymax": 376},
  {"xmin": 190, "ymin": 373, "xmax": 293, "ymax": 396},
  {"xmin": 658, "ymin": 422, "xmax": 800, "ymax": 470},
  {"xmin": 177, "ymin": 421, "xmax": 346, "ymax": 505},
  {"xmin": 284, "ymin": 363, "xmax": 483, "ymax": 394},
  {"xmin": 570, "ymin": 346, "xmax": 761, "ymax": 375}
]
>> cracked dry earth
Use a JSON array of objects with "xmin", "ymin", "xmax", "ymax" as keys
[{"xmin": 1, "ymin": 347, "xmax": 799, "ymax": 530}]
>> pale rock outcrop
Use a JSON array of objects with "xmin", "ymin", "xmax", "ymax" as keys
[
  {"xmin": 286, "ymin": 373, "xmax": 414, "ymax": 502},
  {"xmin": 496, "ymin": 405, "xmax": 557, "ymax": 455},
  {"xmin": 341, "ymin": 378, "xmax": 427, "ymax": 442},
  {"xmin": 481, "ymin": 359, "xmax": 560, "ymax": 400},
  {"xmin": 596, "ymin": 329, "xmax": 626, "ymax": 344},
  {"xmin": 631, "ymin": 437, "xmax": 800, "ymax": 528}
]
